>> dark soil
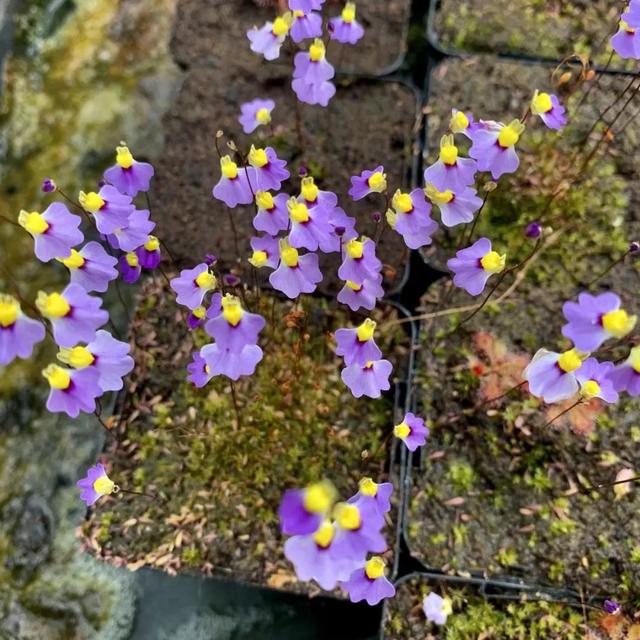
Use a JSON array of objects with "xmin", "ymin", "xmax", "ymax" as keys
[
  {"xmin": 406, "ymin": 57, "xmax": 640, "ymax": 602},
  {"xmin": 81, "ymin": 276, "xmax": 409, "ymax": 595},
  {"xmin": 151, "ymin": 0, "xmax": 418, "ymax": 292},
  {"xmin": 432, "ymin": 0, "xmax": 632, "ymax": 70},
  {"xmin": 171, "ymin": 0, "xmax": 411, "ymax": 75}
]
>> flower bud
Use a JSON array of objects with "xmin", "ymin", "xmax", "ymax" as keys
[
  {"xmin": 603, "ymin": 599, "xmax": 621, "ymax": 615},
  {"xmin": 41, "ymin": 178, "xmax": 57, "ymax": 193},
  {"xmin": 525, "ymin": 221, "xmax": 542, "ymax": 239},
  {"xmin": 629, "ymin": 241, "xmax": 640, "ymax": 253}
]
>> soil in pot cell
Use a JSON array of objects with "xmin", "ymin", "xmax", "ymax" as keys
[
  {"xmin": 152, "ymin": 67, "xmax": 418, "ymax": 293},
  {"xmin": 405, "ymin": 57, "xmax": 640, "ymax": 602},
  {"xmin": 80, "ymin": 275, "xmax": 409, "ymax": 596},
  {"xmin": 432, "ymin": 0, "xmax": 633, "ymax": 71},
  {"xmin": 383, "ymin": 576, "xmax": 622, "ymax": 640},
  {"xmin": 171, "ymin": 0, "xmax": 411, "ymax": 76}
]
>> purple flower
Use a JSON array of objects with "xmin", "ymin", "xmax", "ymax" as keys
[
  {"xmin": 200, "ymin": 343, "xmax": 263, "ymax": 380},
  {"xmin": 239, "ymin": 98, "xmax": 275, "ymax": 134},
  {"xmin": 337, "ymin": 275, "xmax": 384, "ymax": 312},
  {"xmin": 57, "ymin": 329, "xmax": 134, "ymax": 393},
  {"xmin": 119, "ymin": 253, "xmax": 142, "ymax": 284},
  {"xmin": 447, "ymin": 237, "xmax": 506, "ymax": 296},
  {"xmin": 289, "ymin": 0, "xmax": 325, "ymax": 10},
  {"xmin": 291, "ymin": 9, "xmax": 322, "ymax": 43},
  {"xmin": 0, "ymin": 294, "xmax": 46, "ymax": 365},
  {"xmin": 288, "ymin": 196, "xmax": 334, "ymax": 252},
  {"xmin": 611, "ymin": 19, "xmax": 640, "ymax": 59},
  {"xmin": 562, "ymin": 292, "xmax": 636, "ymax": 352},
  {"xmin": 136, "ymin": 235, "xmax": 161, "ymax": 269},
  {"xmin": 42, "ymin": 363, "xmax": 102, "ymax": 418},
  {"xmin": 523, "ymin": 348, "xmax": 583, "ymax": 403},
  {"xmin": 59, "ymin": 241, "xmax": 118, "ymax": 293},
  {"xmin": 187, "ymin": 306, "xmax": 207, "ymax": 331},
  {"xmin": 469, "ymin": 120, "xmax": 525, "ymax": 180},
  {"xmin": 292, "ymin": 78, "xmax": 336, "ymax": 108},
  {"xmin": 291, "ymin": 39, "xmax": 337, "ymax": 107},
  {"xmin": 79, "ymin": 185, "xmax": 135, "ymax": 235},
  {"xmin": 269, "ymin": 239, "xmax": 323, "ymax": 298},
  {"xmin": 349, "ymin": 478, "xmax": 393, "ymax": 517},
  {"xmin": 341, "ymin": 557, "xmax": 395, "ymax": 605},
  {"xmin": 606, "ymin": 346, "xmax": 640, "ymax": 397},
  {"xmin": 103, "ymin": 145, "xmax": 154, "ymax": 196},
  {"xmin": 423, "ymin": 135, "xmax": 477, "ymax": 192},
  {"xmin": 253, "ymin": 191, "xmax": 289, "ymax": 235},
  {"xmin": 279, "ymin": 481, "xmax": 337, "ymax": 535},
  {"xmin": 575, "ymin": 358, "xmax": 619, "ymax": 403},
  {"xmin": 328, "ymin": 2, "xmax": 365, "ymax": 44},
  {"xmin": 525, "ymin": 221, "xmax": 543, "ymax": 239},
  {"xmin": 293, "ymin": 39, "xmax": 335, "ymax": 85},
  {"xmin": 449, "ymin": 108, "xmax": 479, "ymax": 138},
  {"xmin": 249, "ymin": 234, "xmax": 280, "ymax": 269},
  {"xmin": 247, "ymin": 15, "xmax": 292, "ymax": 61},
  {"xmin": 18, "ymin": 203, "xmax": 83, "ymax": 262},
  {"xmin": 330, "ymin": 499, "xmax": 387, "ymax": 562},
  {"xmin": 423, "ymin": 592, "xmax": 452, "ymax": 626},
  {"xmin": 170, "ymin": 263, "xmax": 217, "ymax": 310},
  {"xmin": 338, "ymin": 238, "xmax": 382, "ymax": 285},
  {"xmin": 425, "ymin": 183, "xmax": 483, "ymax": 228},
  {"xmin": 348, "ymin": 166, "xmax": 387, "ymax": 201},
  {"xmin": 531, "ymin": 91, "xmax": 567, "ymax": 130},
  {"xmin": 335, "ymin": 319, "xmax": 382, "ymax": 366},
  {"xmin": 604, "ymin": 599, "xmax": 622, "ymax": 615},
  {"xmin": 394, "ymin": 412, "xmax": 429, "ymax": 452},
  {"xmin": 387, "ymin": 188, "xmax": 438, "ymax": 250},
  {"xmin": 204, "ymin": 294, "xmax": 265, "ymax": 350},
  {"xmin": 107, "ymin": 208, "xmax": 155, "ymax": 252},
  {"xmin": 341, "ymin": 358, "xmax": 392, "ymax": 398},
  {"xmin": 284, "ymin": 521, "xmax": 360, "ymax": 590},
  {"xmin": 76, "ymin": 463, "xmax": 116, "ymax": 507},
  {"xmin": 41, "ymin": 177, "xmax": 57, "ymax": 193},
  {"xmin": 36, "ymin": 284, "xmax": 108, "ymax": 348},
  {"xmin": 187, "ymin": 350, "xmax": 214, "ymax": 387},
  {"xmin": 248, "ymin": 146, "xmax": 290, "ymax": 192},
  {"xmin": 212, "ymin": 156, "xmax": 254, "ymax": 208},
  {"xmin": 328, "ymin": 206, "xmax": 358, "ymax": 246}
]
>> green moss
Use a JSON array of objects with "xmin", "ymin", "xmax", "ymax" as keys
[{"xmin": 447, "ymin": 462, "xmax": 475, "ymax": 492}]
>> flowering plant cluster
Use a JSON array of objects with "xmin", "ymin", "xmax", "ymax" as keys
[{"xmin": 4, "ymin": 0, "xmax": 640, "ymax": 628}]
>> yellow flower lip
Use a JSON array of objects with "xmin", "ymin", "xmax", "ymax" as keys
[
  {"xmin": 42, "ymin": 364, "xmax": 71, "ymax": 390},
  {"xmin": 220, "ymin": 155, "xmax": 238, "ymax": 180},
  {"xmin": 356, "ymin": 318, "xmax": 376, "ymax": 342},
  {"xmin": 256, "ymin": 191, "xmax": 275, "ymax": 211},
  {"xmin": 249, "ymin": 249, "xmax": 268, "ymax": 268},
  {"xmin": 345, "ymin": 239, "xmax": 364, "ymax": 260},
  {"xmin": 497, "ymin": 119, "xmax": 525, "ymax": 149},
  {"xmin": 629, "ymin": 346, "xmax": 640, "ymax": 373},
  {"xmin": 18, "ymin": 210, "xmax": 49, "ymax": 236},
  {"xmin": 0, "ymin": 294, "xmax": 20, "ymax": 328},
  {"xmin": 249, "ymin": 145, "xmax": 269, "ymax": 168},
  {"xmin": 480, "ymin": 251, "xmax": 506, "ymax": 273},
  {"xmin": 531, "ymin": 91, "xmax": 553, "ymax": 115},
  {"xmin": 557, "ymin": 348, "xmax": 583, "ymax": 373},
  {"xmin": 288, "ymin": 198, "xmax": 310, "ymax": 223},
  {"xmin": 365, "ymin": 556, "xmax": 385, "ymax": 580},
  {"xmin": 79, "ymin": 191, "xmax": 106, "ymax": 213},
  {"xmin": 392, "ymin": 190, "xmax": 414, "ymax": 214},
  {"xmin": 359, "ymin": 477, "xmax": 378, "ymax": 497},
  {"xmin": 301, "ymin": 177, "xmax": 319, "ymax": 202},
  {"xmin": 280, "ymin": 238, "xmax": 299, "ymax": 268},
  {"xmin": 144, "ymin": 235, "xmax": 160, "ymax": 252},
  {"xmin": 424, "ymin": 184, "xmax": 454, "ymax": 205},
  {"xmin": 367, "ymin": 171, "xmax": 387, "ymax": 193},
  {"xmin": 195, "ymin": 270, "xmax": 216, "ymax": 290},
  {"xmin": 581, "ymin": 379, "xmax": 601, "ymax": 399},
  {"xmin": 57, "ymin": 346, "xmax": 95, "ymax": 368},
  {"xmin": 333, "ymin": 502, "xmax": 361, "ymax": 530},
  {"xmin": 36, "ymin": 291, "xmax": 70, "ymax": 318},
  {"xmin": 346, "ymin": 280, "xmax": 362, "ymax": 291},
  {"xmin": 272, "ymin": 13, "xmax": 292, "ymax": 37},
  {"xmin": 602, "ymin": 308, "xmax": 637, "ymax": 339},
  {"xmin": 60, "ymin": 249, "xmax": 85, "ymax": 270},
  {"xmin": 116, "ymin": 145, "xmax": 134, "ymax": 169},
  {"xmin": 309, "ymin": 38, "xmax": 325, "ymax": 62},
  {"xmin": 93, "ymin": 475, "xmax": 116, "ymax": 496},
  {"xmin": 439, "ymin": 134, "xmax": 458, "ymax": 165},
  {"xmin": 341, "ymin": 2, "xmax": 356, "ymax": 23},
  {"xmin": 394, "ymin": 421, "xmax": 410, "ymax": 439},
  {"xmin": 313, "ymin": 521, "xmax": 335, "ymax": 548},
  {"xmin": 304, "ymin": 481, "xmax": 336, "ymax": 514},
  {"xmin": 221, "ymin": 294, "xmax": 244, "ymax": 327},
  {"xmin": 256, "ymin": 107, "xmax": 272, "ymax": 125},
  {"xmin": 450, "ymin": 109, "xmax": 469, "ymax": 133},
  {"xmin": 125, "ymin": 252, "xmax": 139, "ymax": 268}
]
